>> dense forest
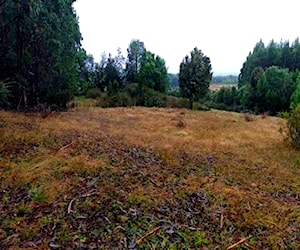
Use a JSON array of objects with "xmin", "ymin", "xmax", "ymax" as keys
[
  {"xmin": 1, "ymin": 1, "xmax": 300, "ymax": 117},
  {"xmin": 0, "ymin": 0, "xmax": 81, "ymax": 110},
  {"xmin": 209, "ymin": 39, "xmax": 300, "ymax": 114}
]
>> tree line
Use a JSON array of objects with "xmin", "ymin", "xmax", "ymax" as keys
[
  {"xmin": 1, "ymin": 1, "xmax": 300, "ymax": 117},
  {"xmin": 78, "ymin": 44, "xmax": 212, "ymax": 110},
  {"xmin": 209, "ymin": 39, "xmax": 300, "ymax": 114},
  {"xmin": 0, "ymin": 0, "xmax": 212, "ymax": 111},
  {"xmin": 77, "ymin": 39, "xmax": 172, "ymax": 107}
]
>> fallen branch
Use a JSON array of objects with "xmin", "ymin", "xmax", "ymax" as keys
[
  {"xmin": 220, "ymin": 213, "xmax": 224, "ymax": 229},
  {"xmin": 67, "ymin": 198, "xmax": 76, "ymax": 214},
  {"xmin": 58, "ymin": 141, "xmax": 73, "ymax": 152},
  {"xmin": 136, "ymin": 226, "xmax": 160, "ymax": 245},
  {"xmin": 227, "ymin": 236, "xmax": 252, "ymax": 250},
  {"xmin": 148, "ymin": 178, "xmax": 160, "ymax": 187},
  {"xmin": 81, "ymin": 191, "xmax": 98, "ymax": 198}
]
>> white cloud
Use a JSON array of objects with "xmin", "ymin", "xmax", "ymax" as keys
[{"xmin": 73, "ymin": 0, "xmax": 300, "ymax": 74}]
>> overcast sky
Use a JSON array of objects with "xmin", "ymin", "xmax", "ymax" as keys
[{"xmin": 73, "ymin": 0, "xmax": 299, "ymax": 75}]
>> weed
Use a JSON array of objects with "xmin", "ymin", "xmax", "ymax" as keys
[
  {"xmin": 39, "ymin": 215, "xmax": 52, "ymax": 226},
  {"xmin": 0, "ymin": 122, "xmax": 7, "ymax": 128},
  {"xmin": 171, "ymin": 115, "xmax": 186, "ymax": 128},
  {"xmin": 243, "ymin": 112, "xmax": 255, "ymax": 122},
  {"xmin": 29, "ymin": 186, "xmax": 48, "ymax": 203},
  {"xmin": 16, "ymin": 202, "xmax": 32, "ymax": 216},
  {"xmin": 78, "ymin": 199, "xmax": 100, "ymax": 211},
  {"xmin": 127, "ymin": 193, "xmax": 150, "ymax": 206}
]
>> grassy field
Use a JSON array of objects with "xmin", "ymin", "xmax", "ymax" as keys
[{"xmin": 0, "ymin": 107, "xmax": 299, "ymax": 249}]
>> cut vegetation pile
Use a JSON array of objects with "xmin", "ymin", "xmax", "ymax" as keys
[{"xmin": 0, "ymin": 107, "xmax": 299, "ymax": 249}]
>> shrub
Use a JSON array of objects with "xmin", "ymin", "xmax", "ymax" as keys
[
  {"xmin": 287, "ymin": 104, "xmax": 300, "ymax": 149},
  {"xmin": 86, "ymin": 88, "xmax": 102, "ymax": 99},
  {"xmin": 143, "ymin": 88, "xmax": 167, "ymax": 107},
  {"xmin": 96, "ymin": 92, "xmax": 110, "ymax": 108},
  {"xmin": 166, "ymin": 96, "xmax": 189, "ymax": 108},
  {"xmin": 243, "ymin": 112, "xmax": 255, "ymax": 122},
  {"xmin": 171, "ymin": 115, "xmax": 186, "ymax": 128},
  {"xmin": 192, "ymin": 102, "xmax": 210, "ymax": 111},
  {"xmin": 96, "ymin": 92, "xmax": 133, "ymax": 108}
]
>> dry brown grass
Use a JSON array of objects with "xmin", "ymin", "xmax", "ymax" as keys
[{"xmin": 0, "ymin": 107, "xmax": 299, "ymax": 248}]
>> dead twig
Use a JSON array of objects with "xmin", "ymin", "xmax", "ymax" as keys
[
  {"xmin": 227, "ymin": 236, "xmax": 252, "ymax": 250},
  {"xmin": 81, "ymin": 191, "xmax": 98, "ymax": 198},
  {"xmin": 179, "ymin": 225, "xmax": 198, "ymax": 231},
  {"xmin": 244, "ymin": 242, "xmax": 256, "ymax": 249},
  {"xmin": 220, "ymin": 213, "xmax": 224, "ymax": 229},
  {"xmin": 58, "ymin": 141, "xmax": 73, "ymax": 152},
  {"xmin": 148, "ymin": 178, "xmax": 160, "ymax": 187},
  {"xmin": 67, "ymin": 198, "xmax": 76, "ymax": 214},
  {"xmin": 136, "ymin": 227, "xmax": 160, "ymax": 245}
]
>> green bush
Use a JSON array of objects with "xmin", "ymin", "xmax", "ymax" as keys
[
  {"xmin": 287, "ymin": 104, "xmax": 300, "ymax": 149},
  {"xmin": 86, "ymin": 88, "xmax": 102, "ymax": 99},
  {"xmin": 96, "ymin": 91, "xmax": 133, "ymax": 108},
  {"xmin": 192, "ymin": 102, "xmax": 210, "ymax": 111},
  {"xmin": 166, "ymin": 96, "xmax": 189, "ymax": 108},
  {"xmin": 95, "ymin": 92, "xmax": 109, "ymax": 107},
  {"xmin": 116, "ymin": 92, "xmax": 133, "ymax": 107},
  {"xmin": 143, "ymin": 88, "xmax": 167, "ymax": 107}
]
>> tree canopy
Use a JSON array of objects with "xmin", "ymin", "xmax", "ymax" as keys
[
  {"xmin": 179, "ymin": 47, "xmax": 212, "ymax": 108},
  {"xmin": 203, "ymin": 38, "xmax": 300, "ymax": 114},
  {"xmin": 239, "ymin": 39, "xmax": 300, "ymax": 87}
]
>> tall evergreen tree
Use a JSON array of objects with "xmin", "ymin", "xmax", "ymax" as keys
[
  {"xmin": 239, "ymin": 38, "xmax": 300, "ymax": 87},
  {"xmin": 179, "ymin": 47, "xmax": 212, "ymax": 108},
  {"xmin": 125, "ymin": 39, "xmax": 146, "ymax": 84},
  {"xmin": 0, "ymin": 0, "xmax": 82, "ymax": 109}
]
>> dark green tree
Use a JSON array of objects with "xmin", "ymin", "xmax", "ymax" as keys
[
  {"xmin": 239, "ymin": 38, "xmax": 300, "ymax": 88},
  {"xmin": 0, "ymin": 0, "xmax": 82, "ymax": 109},
  {"xmin": 105, "ymin": 53, "xmax": 122, "ymax": 91},
  {"xmin": 291, "ymin": 73, "xmax": 300, "ymax": 109},
  {"xmin": 77, "ymin": 51, "xmax": 96, "ymax": 95},
  {"xmin": 137, "ymin": 51, "xmax": 169, "ymax": 93},
  {"xmin": 239, "ymin": 40, "xmax": 267, "ymax": 87},
  {"xmin": 179, "ymin": 47, "xmax": 212, "ymax": 109},
  {"xmin": 257, "ymin": 66, "xmax": 293, "ymax": 113},
  {"xmin": 125, "ymin": 39, "xmax": 146, "ymax": 84},
  {"xmin": 95, "ymin": 53, "xmax": 107, "ymax": 91}
]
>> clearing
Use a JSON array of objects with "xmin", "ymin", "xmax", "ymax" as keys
[{"xmin": 0, "ymin": 107, "xmax": 299, "ymax": 249}]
